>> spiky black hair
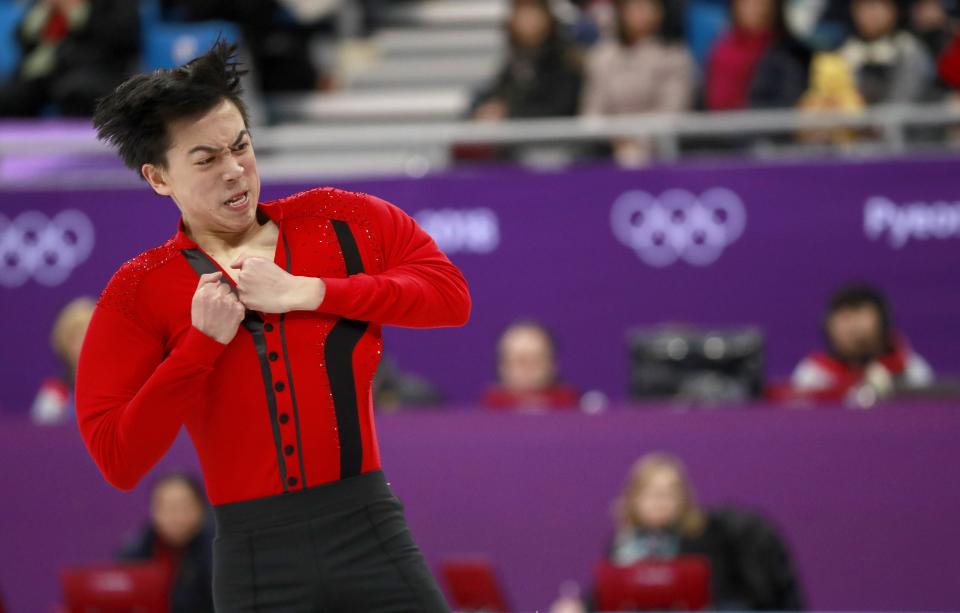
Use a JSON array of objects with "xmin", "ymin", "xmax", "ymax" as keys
[{"xmin": 93, "ymin": 40, "xmax": 250, "ymax": 177}]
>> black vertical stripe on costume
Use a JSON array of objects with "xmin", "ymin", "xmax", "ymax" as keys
[
  {"xmin": 331, "ymin": 220, "xmax": 365, "ymax": 276},
  {"xmin": 278, "ymin": 231, "xmax": 308, "ymax": 486},
  {"xmin": 327, "ymin": 220, "xmax": 370, "ymax": 478},
  {"xmin": 180, "ymin": 248, "xmax": 289, "ymax": 494}
]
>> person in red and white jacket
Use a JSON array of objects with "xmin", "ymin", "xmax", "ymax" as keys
[
  {"xmin": 31, "ymin": 296, "xmax": 95, "ymax": 425},
  {"xmin": 483, "ymin": 320, "xmax": 580, "ymax": 411},
  {"xmin": 790, "ymin": 284, "xmax": 933, "ymax": 404}
]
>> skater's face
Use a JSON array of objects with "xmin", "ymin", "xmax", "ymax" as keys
[{"xmin": 141, "ymin": 99, "xmax": 261, "ymax": 240}]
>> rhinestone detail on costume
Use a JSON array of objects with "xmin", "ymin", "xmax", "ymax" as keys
[{"xmin": 97, "ymin": 239, "xmax": 181, "ymax": 319}]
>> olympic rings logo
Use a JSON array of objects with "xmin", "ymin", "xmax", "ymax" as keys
[
  {"xmin": 0, "ymin": 209, "xmax": 95, "ymax": 287},
  {"xmin": 610, "ymin": 188, "xmax": 747, "ymax": 267}
]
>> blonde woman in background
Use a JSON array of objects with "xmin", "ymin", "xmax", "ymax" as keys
[
  {"xmin": 608, "ymin": 453, "xmax": 707, "ymax": 564},
  {"xmin": 31, "ymin": 296, "xmax": 95, "ymax": 425},
  {"xmin": 551, "ymin": 452, "xmax": 804, "ymax": 613}
]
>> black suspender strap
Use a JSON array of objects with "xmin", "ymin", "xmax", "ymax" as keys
[{"xmin": 181, "ymin": 248, "xmax": 290, "ymax": 494}]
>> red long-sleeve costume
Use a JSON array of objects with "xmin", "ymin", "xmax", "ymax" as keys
[{"xmin": 75, "ymin": 188, "xmax": 470, "ymax": 505}]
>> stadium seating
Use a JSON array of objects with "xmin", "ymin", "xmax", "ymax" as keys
[
  {"xmin": 685, "ymin": 0, "xmax": 730, "ymax": 66},
  {"xmin": 142, "ymin": 21, "xmax": 241, "ymax": 70},
  {"xmin": 0, "ymin": 0, "xmax": 25, "ymax": 80},
  {"xmin": 139, "ymin": 0, "xmax": 241, "ymax": 71}
]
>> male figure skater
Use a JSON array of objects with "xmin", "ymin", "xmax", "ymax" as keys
[{"xmin": 76, "ymin": 42, "xmax": 469, "ymax": 612}]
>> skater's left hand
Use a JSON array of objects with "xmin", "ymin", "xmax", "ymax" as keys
[{"xmin": 230, "ymin": 256, "xmax": 325, "ymax": 313}]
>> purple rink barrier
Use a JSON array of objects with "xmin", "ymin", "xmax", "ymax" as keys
[
  {"xmin": 2, "ymin": 157, "xmax": 960, "ymax": 414},
  {"xmin": 1, "ymin": 404, "xmax": 959, "ymax": 612}
]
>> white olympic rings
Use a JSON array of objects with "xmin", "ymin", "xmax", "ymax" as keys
[
  {"xmin": 610, "ymin": 188, "xmax": 747, "ymax": 267},
  {"xmin": 0, "ymin": 209, "xmax": 95, "ymax": 287}
]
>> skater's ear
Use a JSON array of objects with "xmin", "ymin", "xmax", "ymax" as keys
[{"xmin": 142, "ymin": 163, "xmax": 172, "ymax": 197}]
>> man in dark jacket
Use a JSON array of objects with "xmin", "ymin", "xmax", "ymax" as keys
[{"xmin": 0, "ymin": 0, "xmax": 139, "ymax": 116}]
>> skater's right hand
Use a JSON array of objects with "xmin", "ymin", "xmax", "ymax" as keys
[{"xmin": 192, "ymin": 271, "xmax": 246, "ymax": 344}]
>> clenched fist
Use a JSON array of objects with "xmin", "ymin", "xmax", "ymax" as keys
[
  {"xmin": 192, "ymin": 272, "xmax": 246, "ymax": 344},
  {"xmin": 230, "ymin": 256, "xmax": 325, "ymax": 313}
]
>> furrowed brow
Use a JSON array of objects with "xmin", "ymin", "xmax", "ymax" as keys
[
  {"xmin": 187, "ymin": 144, "xmax": 221, "ymax": 156},
  {"xmin": 187, "ymin": 130, "xmax": 248, "ymax": 156},
  {"xmin": 231, "ymin": 130, "xmax": 249, "ymax": 147}
]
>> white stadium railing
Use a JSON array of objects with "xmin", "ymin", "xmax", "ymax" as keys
[{"xmin": 1, "ymin": 103, "xmax": 959, "ymax": 186}]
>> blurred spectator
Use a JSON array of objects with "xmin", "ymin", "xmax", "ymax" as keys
[
  {"xmin": 460, "ymin": 0, "xmax": 583, "ymax": 164},
  {"xmin": 471, "ymin": 0, "xmax": 583, "ymax": 122},
  {"xmin": 31, "ymin": 297, "xmax": 94, "ymax": 425},
  {"xmin": 580, "ymin": 0, "xmax": 696, "ymax": 165},
  {"xmin": 118, "ymin": 473, "xmax": 214, "ymax": 613},
  {"xmin": 838, "ymin": 0, "xmax": 936, "ymax": 105},
  {"xmin": 483, "ymin": 320, "xmax": 580, "ymax": 411},
  {"xmin": 936, "ymin": 25, "xmax": 960, "ymax": 86},
  {"xmin": 706, "ymin": 0, "xmax": 778, "ymax": 110},
  {"xmin": 574, "ymin": 0, "xmax": 688, "ymax": 41},
  {"xmin": 791, "ymin": 284, "xmax": 934, "ymax": 404},
  {"xmin": 0, "ymin": 0, "xmax": 139, "ymax": 117},
  {"xmin": 373, "ymin": 355, "xmax": 443, "ymax": 411},
  {"xmin": 550, "ymin": 453, "xmax": 804, "ymax": 612},
  {"xmin": 748, "ymin": 1, "xmax": 815, "ymax": 108},
  {"xmin": 909, "ymin": 0, "xmax": 957, "ymax": 59},
  {"xmin": 911, "ymin": 0, "xmax": 959, "ymax": 98}
]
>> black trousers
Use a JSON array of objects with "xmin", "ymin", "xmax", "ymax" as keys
[{"xmin": 212, "ymin": 471, "xmax": 451, "ymax": 613}]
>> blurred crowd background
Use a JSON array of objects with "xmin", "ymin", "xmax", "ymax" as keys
[
  {"xmin": 2, "ymin": 1, "xmax": 960, "ymax": 613},
  {"xmin": 5, "ymin": 0, "xmax": 960, "ymax": 177}
]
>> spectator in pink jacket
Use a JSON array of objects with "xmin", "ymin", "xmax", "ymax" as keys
[{"xmin": 706, "ymin": 0, "xmax": 778, "ymax": 110}]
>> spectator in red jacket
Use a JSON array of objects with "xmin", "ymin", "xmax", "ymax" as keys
[
  {"xmin": 484, "ymin": 320, "xmax": 580, "ymax": 411},
  {"xmin": 706, "ymin": 0, "xmax": 778, "ymax": 110},
  {"xmin": 938, "ymin": 30, "xmax": 960, "ymax": 86},
  {"xmin": 118, "ymin": 472, "xmax": 214, "ymax": 613},
  {"xmin": 933, "ymin": 2, "xmax": 960, "ymax": 89},
  {"xmin": 790, "ymin": 284, "xmax": 934, "ymax": 404}
]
